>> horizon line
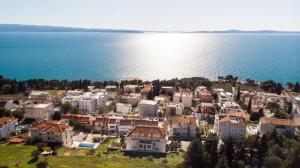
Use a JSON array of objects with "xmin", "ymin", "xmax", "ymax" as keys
[{"xmin": 1, "ymin": 23, "xmax": 300, "ymax": 33}]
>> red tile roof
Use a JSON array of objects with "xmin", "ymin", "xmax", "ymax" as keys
[
  {"xmin": 31, "ymin": 120, "xmax": 70, "ymax": 134},
  {"xmin": 260, "ymin": 117, "xmax": 296, "ymax": 127},
  {"xmin": 0, "ymin": 117, "xmax": 17, "ymax": 126},
  {"xmin": 127, "ymin": 125, "xmax": 165, "ymax": 139}
]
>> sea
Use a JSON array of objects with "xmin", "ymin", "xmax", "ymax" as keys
[{"xmin": 0, "ymin": 32, "xmax": 299, "ymax": 83}]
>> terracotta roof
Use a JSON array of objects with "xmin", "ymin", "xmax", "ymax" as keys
[
  {"xmin": 127, "ymin": 125, "xmax": 165, "ymax": 139},
  {"xmin": 120, "ymin": 118, "xmax": 158, "ymax": 127},
  {"xmin": 172, "ymin": 115, "xmax": 196, "ymax": 125},
  {"xmin": 61, "ymin": 114, "xmax": 94, "ymax": 122},
  {"xmin": 0, "ymin": 117, "xmax": 17, "ymax": 126},
  {"xmin": 9, "ymin": 137, "xmax": 25, "ymax": 143},
  {"xmin": 260, "ymin": 117, "xmax": 296, "ymax": 127},
  {"xmin": 31, "ymin": 120, "xmax": 70, "ymax": 134}
]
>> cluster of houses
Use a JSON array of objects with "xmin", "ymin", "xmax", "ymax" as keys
[{"xmin": 1, "ymin": 81, "xmax": 300, "ymax": 154}]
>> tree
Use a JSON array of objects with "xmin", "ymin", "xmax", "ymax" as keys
[
  {"xmin": 225, "ymin": 139, "xmax": 234, "ymax": 167},
  {"xmin": 293, "ymin": 82, "xmax": 300, "ymax": 92},
  {"xmin": 52, "ymin": 112, "xmax": 61, "ymax": 120},
  {"xmin": 216, "ymin": 153, "xmax": 229, "ymax": 168},
  {"xmin": 247, "ymin": 98, "xmax": 252, "ymax": 113},
  {"xmin": 11, "ymin": 110, "xmax": 24, "ymax": 121},
  {"xmin": 236, "ymin": 87, "xmax": 241, "ymax": 102},
  {"xmin": 263, "ymin": 156, "xmax": 283, "ymax": 168},
  {"xmin": 183, "ymin": 139, "xmax": 208, "ymax": 168}
]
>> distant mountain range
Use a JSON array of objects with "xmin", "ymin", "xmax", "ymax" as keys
[{"xmin": 0, "ymin": 24, "xmax": 299, "ymax": 33}]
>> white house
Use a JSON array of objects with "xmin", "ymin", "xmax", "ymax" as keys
[
  {"xmin": 259, "ymin": 117, "xmax": 296, "ymax": 135},
  {"xmin": 29, "ymin": 91, "xmax": 49, "ymax": 100},
  {"xmin": 221, "ymin": 101, "xmax": 241, "ymax": 113},
  {"xmin": 166, "ymin": 103, "xmax": 184, "ymax": 116},
  {"xmin": 126, "ymin": 125, "xmax": 167, "ymax": 153},
  {"xmin": 30, "ymin": 120, "xmax": 74, "ymax": 147},
  {"xmin": 167, "ymin": 115, "xmax": 197, "ymax": 138},
  {"xmin": 214, "ymin": 112, "xmax": 249, "ymax": 141},
  {"xmin": 62, "ymin": 95, "xmax": 81, "ymax": 107},
  {"xmin": 24, "ymin": 103, "xmax": 54, "ymax": 121},
  {"xmin": 138, "ymin": 100, "xmax": 159, "ymax": 117},
  {"xmin": 218, "ymin": 92, "xmax": 234, "ymax": 105},
  {"xmin": 119, "ymin": 117, "xmax": 159, "ymax": 136},
  {"xmin": 128, "ymin": 93, "xmax": 141, "ymax": 106},
  {"xmin": 173, "ymin": 92, "xmax": 193, "ymax": 107},
  {"xmin": 79, "ymin": 93, "xmax": 98, "ymax": 114},
  {"xmin": 116, "ymin": 103, "xmax": 132, "ymax": 114},
  {"xmin": 0, "ymin": 117, "xmax": 18, "ymax": 138}
]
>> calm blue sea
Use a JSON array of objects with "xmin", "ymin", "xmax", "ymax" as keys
[{"xmin": 0, "ymin": 32, "xmax": 299, "ymax": 83}]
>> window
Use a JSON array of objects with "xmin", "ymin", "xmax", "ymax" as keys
[{"xmin": 139, "ymin": 144, "xmax": 143, "ymax": 148}]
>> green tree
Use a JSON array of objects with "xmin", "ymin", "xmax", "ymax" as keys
[
  {"xmin": 183, "ymin": 139, "xmax": 208, "ymax": 168},
  {"xmin": 263, "ymin": 156, "xmax": 283, "ymax": 168},
  {"xmin": 247, "ymin": 98, "xmax": 252, "ymax": 113},
  {"xmin": 236, "ymin": 87, "xmax": 241, "ymax": 102},
  {"xmin": 52, "ymin": 112, "xmax": 61, "ymax": 120}
]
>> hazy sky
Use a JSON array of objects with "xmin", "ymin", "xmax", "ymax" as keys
[{"xmin": 0, "ymin": 0, "xmax": 299, "ymax": 31}]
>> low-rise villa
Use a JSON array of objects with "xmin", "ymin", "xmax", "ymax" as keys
[{"xmin": 125, "ymin": 125, "xmax": 167, "ymax": 153}]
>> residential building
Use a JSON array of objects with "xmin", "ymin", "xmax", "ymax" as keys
[
  {"xmin": 194, "ymin": 103, "xmax": 215, "ymax": 121},
  {"xmin": 61, "ymin": 114, "xmax": 94, "ymax": 129},
  {"xmin": 119, "ymin": 117, "xmax": 158, "ymax": 135},
  {"xmin": 138, "ymin": 100, "xmax": 159, "ymax": 117},
  {"xmin": 116, "ymin": 103, "xmax": 132, "ymax": 114},
  {"xmin": 24, "ymin": 103, "xmax": 54, "ymax": 121},
  {"xmin": 218, "ymin": 92, "xmax": 234, "ymax": 105},
  {"xmin": 173, "ymin": 92, "xmax": 193, "ymax": 107},
  {"xmin": 29, "ymin": 91, "xmax": 49, "ymax": 100},
  {"xmin": 160, "ymin": 86, "xmax": 176, "ymax": 95},
  {"xmin": 259, "ymin": 117, "xmax": 296, "ymax": 135},
  {"xmin": 0, "ymin": 117, "xmax": 18, "ymax": 138},
  {"xmin": 221, "ymin": 101, "xmax": 241, "ymax": 113},
  {"xmin": 126, "ymin": 125, "xmax": 167, "ymax": 153},
  {"xmin": 62, "ymin": 95, "xmax": 81, "ymax": 107},
  {"xmin": 29, "ymin": 120, "xmax": 73, "ymax": 147},
  {"xmin": 214, "ymin": 112, "xmax": 249, "ymax": 141},
  {"xmin": 168, "ymin": 115, "xmax": 197, "ymax": 138},
  {"xmin": 79, "ymin": 93, "xmax": 98, "ymax": 114},
  {"xmin": 166, "ymin": 103, "xmax": 184, "ymax": 117},
  {"xmin": 124, "ymin": 85, "xmax": 139, "ymax": 93}
]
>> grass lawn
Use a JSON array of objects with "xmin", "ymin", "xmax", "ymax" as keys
[
  {"xmin": 0, "ymin": 138, "xmax": 184, "ymax": 168},
  {"xmin": 0, "ymin": 143, "xmax": 37, "ymax": 168},
  {"xmin": 47, "ymin": 90, "xmax": 66, "ymax": 96}
]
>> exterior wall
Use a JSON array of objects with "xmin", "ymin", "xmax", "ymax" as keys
[
  {"xmin": 119, "ymin": 125, "xmax": 131, "ymax": 135},
  {"xmin": 116, "ymin": 103, "xmax": 132, "ymax": 114},
  {"xmin": 126, "ymin": 137, "xmax": 166, "ymax": 153},
  {"xmin": 62, "ymin": 96, "xmax": 81, "ymax": 107},
  {"xmin": 259, "ymin": 123, "xmax": 295, "ymax": 135},
  {"xmin": 169, "ymin": 124, "xmax": 197, "ymax": 138},
  {"xmin": 24, "ymin": 104, "xmax": 54, "ymax": 121},
  {"xmin": 173, "ymin": 93, "xmax": 193, "ymax": 107},
  {"xmin": 138, "ymin": 103, "xmax": 158, "ymax": 117},
  {"xmin": 29, "ymin": 128, "xmax": 73, "ymax": 147},
  {"xmin": 79, "ymin": 98, "xmax": 97, "ymax": 114},
  {"xmin": 0, "ymin": 120, "xmax": 18, "ymax": 137},
  {"xmin": 216, "ymin": 120, "xmax": 246, "ymax": 140}
]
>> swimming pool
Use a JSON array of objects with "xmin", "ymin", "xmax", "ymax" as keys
[{"xmin": 78, "ymin": 143, "xmax": 95, "ymax": 149}]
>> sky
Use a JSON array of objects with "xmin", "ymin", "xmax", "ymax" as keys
[{"xmin": 0, "ymin": 0, "xmax": 300, "ymax": 31}]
